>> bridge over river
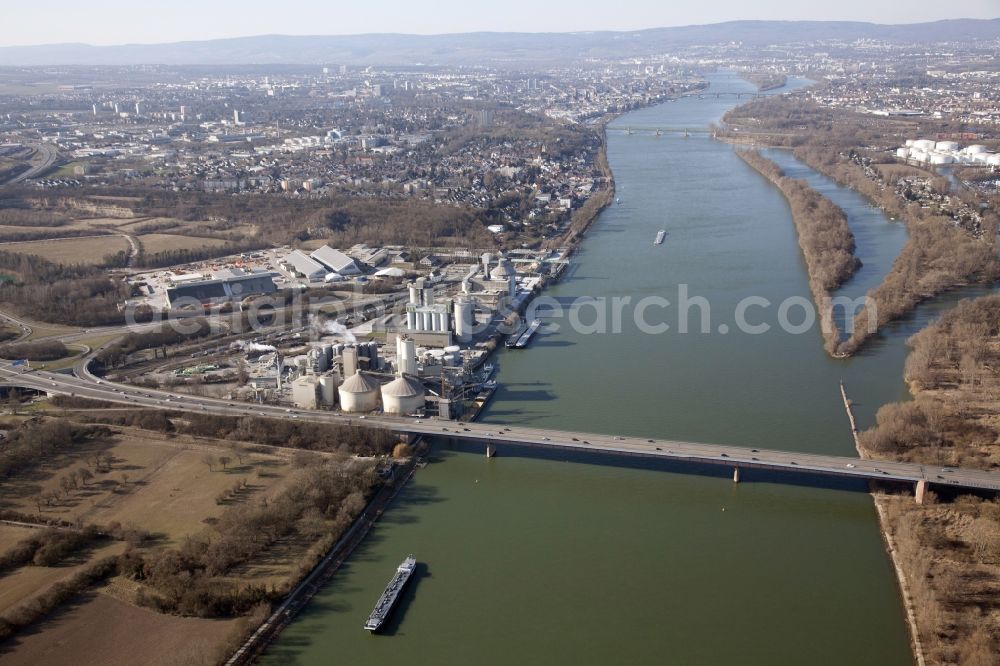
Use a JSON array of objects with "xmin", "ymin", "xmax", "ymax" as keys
[{"xmin": 4, "ymin": 363, "xmax": 999, "ymax": 501}]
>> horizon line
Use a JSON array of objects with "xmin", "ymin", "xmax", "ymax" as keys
[{"xmin": 1, "ymin": 16, "xmax": 996, "ymax": 50}]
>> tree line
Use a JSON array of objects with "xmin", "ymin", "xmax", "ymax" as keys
[{"xmin": 736, "ymin": 149, "xmax": 860, "ymax": 354}]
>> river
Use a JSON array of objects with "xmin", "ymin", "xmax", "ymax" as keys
[{"xmin": 260, "ymin": 71, "xmax": 985, "ymax": 665}]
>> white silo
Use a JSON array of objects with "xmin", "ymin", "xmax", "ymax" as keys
[
  {"xmin": 408, "ymin": 282, "xmax": 422, "ymax": 306},
  {"xmin": 291, "ymin": 375, "xmax": 318, "ymax": 409},
  {"xmin": 318, "ymin": 374, "xmax": 338, "ymax": 407},
  {"xmin": 896, "ymin": 147, "xmax": 909, "ymax": 159},
  {"xmin": 929, "ymin": 153, "xmax": 954, "ymax": 165},
  {"xmin": 381, "ymin": 374, "xmax": 425, "ymax": 415},
  {"xmin": 935, "ymin": 141, "xmax": 959, "ymax": 152},
  {"xmin": 481, "ymin": 252, "xmax": 493, "ymax": 274},
  {"xmin": 965, "ymin": 145, "xmax": 987, "ymax": 155},
  {"xmin": 986, "ymin": 154, "xmax": 1000, "ymax": 166},
  {"xmin": 338, "ymin": 371, "xmax": 380, "ymax": 413},
  {"xmin": 397, "ymin": 335, "xmax": 418, "ymax": 375},
  {"xmin": 905, "ymin": 139, "xmax": 915, "ymax": 147},
  {"xmin": 342, "ymin": 346, "xmax": 358, "ymax": 377},
  {"xmin": 454, "ymin": 298, "xmax": 474, "ymax": 341},
  {"xmin": 443, "ymin": 345, "xmax": 461, "ymax": 366},
  {"xmin": 913, "ymin": 139, "xmax": 936, "ymax": 151}
]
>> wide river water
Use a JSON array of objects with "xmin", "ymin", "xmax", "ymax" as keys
[{"xmin": 262, "ymin": 72, "xmax": 989, "ymax": 665}]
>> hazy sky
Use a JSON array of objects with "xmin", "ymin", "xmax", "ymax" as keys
[{"xmin": 3, "ymin": 0, "xmax": 997, "ymax": 47}]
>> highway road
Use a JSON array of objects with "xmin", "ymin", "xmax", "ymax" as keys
[
  {"xmin": 2, "ymin": 361, "xmax": 999, "ymax": 495},
  {"xmin": 6, "ymin": 143, "xmax": 58, "ymax": 184}
]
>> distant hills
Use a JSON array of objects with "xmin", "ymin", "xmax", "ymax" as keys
[{"xmin": 1, "ymin": 19, "xmax": 997, "ymax": 67}]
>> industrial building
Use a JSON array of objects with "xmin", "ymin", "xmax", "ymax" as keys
[
  {"xmin": 310, "ymin": 245, "xmax": 362, "ymax": 275},
  {"xmin": 281, "ymin": 250, "xmax": 328, "ymax": 280},
  {"xmin": 897, "ymin": 139, "xmax": 1000, "ymax": 167},
  {"xmin": 165, "ymin": 273, "xmax": 277, "ymax": 309}
]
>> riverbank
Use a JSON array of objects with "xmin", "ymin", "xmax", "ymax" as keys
[
  {"xmin": 735, "ymin": 149, "xmax": 860, "ymax": 354},
  {"xmin": 229, "ymin": 455, "xmax": 420, "ymax": 664},
  {"xmin": 719, "ymin": 94, "xmax": 1000, "ymax": 357},
  {"xmin": 858, "ymin": 294, "xmax": 1000, "ymax": 663}
]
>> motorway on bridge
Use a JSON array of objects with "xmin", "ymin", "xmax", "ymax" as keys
[{"xmin": 3, "ymin": 362, "xmax": 999, "ymax": 496}]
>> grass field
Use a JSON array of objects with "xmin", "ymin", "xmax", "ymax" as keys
[
  {"xmin": 0, "ymin": 541, "xmax": 126, "ymax": 616},
  {"xmin": 0, "ymin": 524, "xmax": 36, "ymax": 554},
  {"xmin": 0, "ymin": 423, "xmax": 363, "ymax": 664},
  {"xmin": 0, "ymin": 592, "xmax": 241, "ymax": 666},
  {"xmin": 0, "ymin": 236, "xmax": 129, "ymax": 265},
  {"xmin": 24, "ymin": 323, "xmax": 80, "ymax": 341},
  {"xmin": 137, "ymin": 234, "xmax": 228, "ymax": 254},
  {"xmin": 0, "ymin": 428, "xmax": 295, "ymax": 547}
]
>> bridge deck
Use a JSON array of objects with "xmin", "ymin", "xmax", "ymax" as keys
[{"xmin": 3, "ymin": 365, "xmax": 999, "ymax": 494}]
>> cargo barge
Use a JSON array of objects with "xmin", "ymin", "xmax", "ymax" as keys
[{"xmin": 364, "ymin": 555, "xmax": 417, "ymax": 632}]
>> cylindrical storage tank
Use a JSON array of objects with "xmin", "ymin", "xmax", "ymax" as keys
[
  {"xmin": 913, "ymin": 139, "xmax": 935, "ymax": 151},
  {"xmin": 338, "ymin": 371, "xmax": 380, "ymax": 413},
  {"xmin": 929, "ymin": 153, "xmax": 954, "ymax": 165},
  {"xmin": 381, "ymin": 375, "xmax": 425, "ymax": 415},
  {"xmin": 973, "ymin": 152, "xmax": 990, "ymax": 164},
  {"xmin": 342, "ymin": 346, "xmax": 358, "ymax": 377},
  {"xmin": 406, "ymin": 308, "xmax": 416, "ymax": 330},
  {"xmin": 935, "ymin": 141, "xmax": 959, "ymax": 152},
  {"xmin": 896, "ymin": 147, "xmax": 909, "ymax": 159},
  {"xmin": 905, "ymin": 139, "xmax": 915, "ymax": 147},
  {"xmin": 397, "ymin": 336, "xmax": 418, "ymax": 375},
  {"xmin": 986, "ymin": 154, "xmax": 1000, "ymax": 166},
  {"xmin": 318, "ymin": 374, "xmax": 337, "ymax": 406},
  {"xmin": 965, "ymin": 145, "xmax": 987, "ymax": 154},
  {"xmin": 408, "ymin": 283, "xmax": 421, "ymax": 305},
  {"xmin": 909, "ymin": 150, "xmax": 928, "ymax": 163},
  {"xmin": 454, "ymin": 298, "xmax": 474, "ymax": 341},
  {"xmin": 481, "ymin": 252, "xmax": 493, "ymax": 274},
  {"xmin": 443, "ymin": 345, "xmax": 461, "ymax": 366}
]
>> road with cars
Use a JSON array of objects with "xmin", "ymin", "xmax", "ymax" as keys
[{"xmin": 2, "ymin": 361, "xmax": 998, "ymax": 495}]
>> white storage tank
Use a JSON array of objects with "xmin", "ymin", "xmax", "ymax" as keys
[
  {"xmin": 935, "ymin": 141, "xmax": 959, "ymax": 152},
  {"xmin": 913, "ymin": 139, "xmax": 936, "ymax": 151},
  {"xmin": 454, "ymin": 298, "xmax": 474, "ymax": 341},
  {"xmin": 965, "ymin": 145, "xmax": 988, "ymax": 155},
  {"xmin": 909, "ymin": 150, "xmax": 928, "ymax": 163},
  {"xmin": 396, "ymin": 335, "xmax": 417, "ymax": 376},
  {"xmin": 318, "ymin": 374, "xmax": 338, "ymax": 407},
  {"xmin": 929, "ymin": 153, "xmax": 954, "ymax": 165},
  {"xmin": 381, "ymin": 374, "xmax": 425, "ymax": 415},
  {"xmin": 443, "ymin": 345, "xmax": 461, "ymax": 367},
  {"xmin": 338, "ymin": 371, "xmax": 380, "ymax": 413},
  {"xmin": 896, "ymin": 147, "xmax": 909, "ymax": 159},
  {"xmin": 986, "ymin": 154, "xmax": 1000, "ymax": 166},
  {"xmin": 291, "ymin": 375, "xmax": 318, "ymax": 410},
  {"xmin": 904, "ymin": 139, "xmax": 915, "ymax": 147}
]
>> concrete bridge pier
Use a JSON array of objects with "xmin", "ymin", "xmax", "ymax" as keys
[
  {"xmin": 915, "ymin": 479, "xmax": 928, "ymax": 504},
  {"xmin": 733, "ymin": 468, "xmax": 740, "ymax": 484},
  {"xmin": 486, "ymin": 442, "xmax": 496, "ymax": 458}
]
